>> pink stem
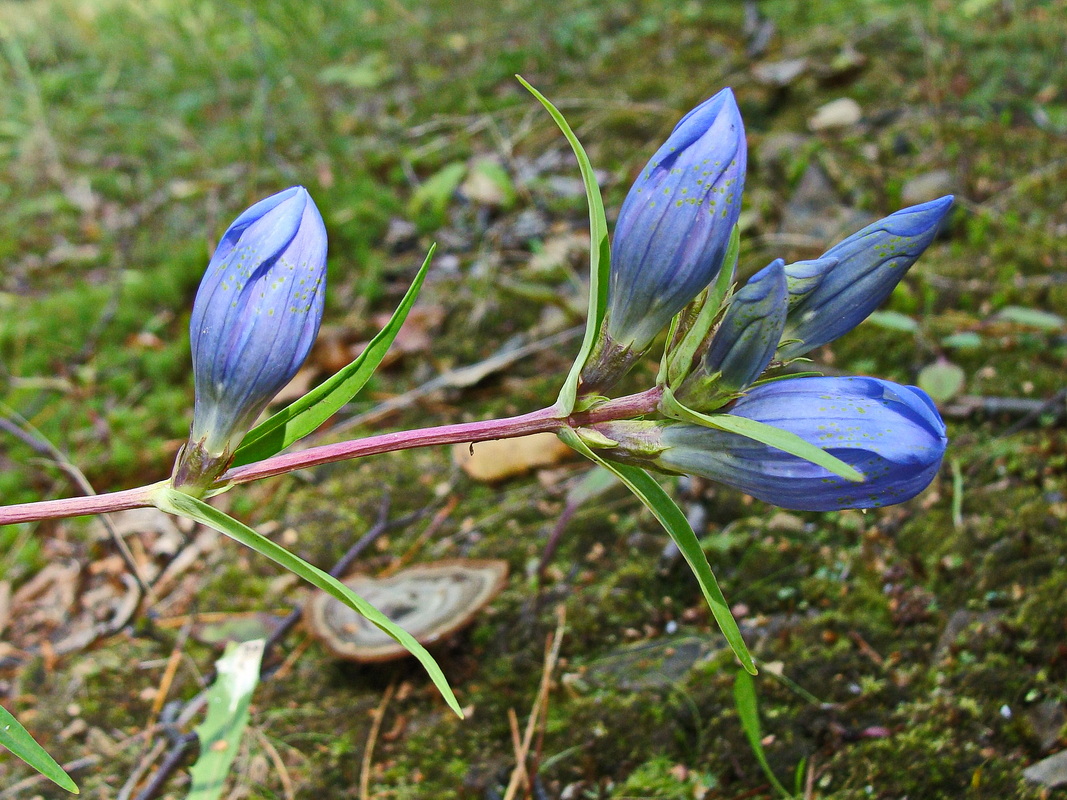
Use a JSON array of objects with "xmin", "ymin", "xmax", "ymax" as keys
[
  {"xmin": 0, "ymin": 484, "xmax": 159, "ymax": 525},
  {"xmin": 0, "ymin": 387, "xmax": 664, "ymax": 525},
  {"xmin": 223, "ymin": 388, "xmax": 662, "ymax": 485}
]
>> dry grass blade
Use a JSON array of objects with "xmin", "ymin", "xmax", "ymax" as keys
[
  {"xmin": 359, "ymin": 680, "xmax": 397, "ymax": 800},
  {"xmin": 502, "ymin": 605, "xmax": 566, "ymax": 800}
]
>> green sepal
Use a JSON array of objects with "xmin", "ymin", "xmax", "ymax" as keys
[
  {"xmin": 516, "ymin": 76, "xmax": 610, "ymax": 415},
  {"xmin": 558, "ymin": 428, "xmax": 756, "ymax": 674},
  {"xmin": 747, "ymin": 370, "xmax": 823, "ymax": 388},
  {"xmin": 150, "ymin": 486, "xmax": 463, "ymax": 717},
  {"xmin": 573, "ymin": 427, "xmax": 619, "ymax": 449},
  {"xmin": 232, "ymin": 245, "xmax": 435, "ymax": 467},
  {"xmin": 660, "ymin": 387, "xmax": 864, "ymax": 483}
]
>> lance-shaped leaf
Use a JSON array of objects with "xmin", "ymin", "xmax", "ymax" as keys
[
  {"xmin": 558, "ymin": 428, "xmax": 755, "ymax": 674},
  {"xmin": 0, "ymin": 705, "xmax": 79, "ymax": 794},
  {"xmin": 150, "ymin": 487, "xmax": 462, "ymax": 716},
  {"xmin": 516, "ymin": 77, "xmax": 610, "ymax": 415}
]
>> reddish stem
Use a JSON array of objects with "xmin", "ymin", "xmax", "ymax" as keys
[
  {"xmin": 0, "ymin": 484, "xmax": 160, "ymax": 525},
  {"xmin": 0, "ymin": 387, "xmax": 664, "ymax": 525}
]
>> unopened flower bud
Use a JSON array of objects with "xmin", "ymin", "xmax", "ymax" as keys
[
  {"xmin": 779, "ymin": 197, "xmax": 953, "ymax": 359},
  {"xmin": 675, "ymin": 261, "xmax": 788, "ymax": 409},
  {"xmin": 778, "ymin": 256, "xmax": 837, "ymax": 309},
  {"xmin": 581, "ymin": 88, "xmax": 746, "ymax": 390},
  {"xmin": 597, "ymin": 377, "xmax": 947, "ymax": 512},
  {"xmin": 174, "ymin": 186, "xmax": 327, "ymax": 489}
]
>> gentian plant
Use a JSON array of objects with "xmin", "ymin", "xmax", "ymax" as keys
[{"xmin": 0, "ymin": 79, "xmax": 952, "ymax": 792}]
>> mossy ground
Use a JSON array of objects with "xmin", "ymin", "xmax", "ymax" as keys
[{"xmin": 1, "ymin": 0, "xmax": 1065, "ymax": 797}]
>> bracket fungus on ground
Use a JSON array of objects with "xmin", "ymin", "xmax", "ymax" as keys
[{"xmin": 305, "ymin": 559, "xmax": 509, "ymax": 662}]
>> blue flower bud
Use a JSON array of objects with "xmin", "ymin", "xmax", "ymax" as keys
[
  {"xmin": 582, "ymin": 89, "xmax": 747, "ymax": 390},
  {"xmin": 176, "ymin": 187, "xmax": 327, "ymax": 487},
  {"xmin": 675, "ymin": 261, "xmax": 788, "ymax": 408},
  {"xmin": 776, "ymin": 256, "xmax": 837, "ymax": 309},
  {"xmin": 597, "ymin": 376, "xmax": 947, "ymax": 511},
  {"xmin": 778, "ymin": 197, "xmax": 953, "ymax": 359}
]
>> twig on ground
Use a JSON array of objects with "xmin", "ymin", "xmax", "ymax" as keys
[
  {"xmin": 254, "ymin": 728, "xmax": 296, "ymax": 800},
  {"xmin": 943, "ymin": 392, "xmax": 1067, "ymax": 427},
  {"xmin": 998, "ymin": 388, "xmax": 1067, "ymax": 437},
  {"xmin": 379, "ymin": 493, "xmax": 458, "ymax": 577},
  {"xmin": 359, "ymin": 680, "xmax": 397, "ymax": 800},
  {"xmin": 506, "ymin": 709, "xmax": 529, "ymax": 797},
  {"xmin": 0, "ymin": 408, "xmax": 156, "ymax": 603},
  {"xmin": 117, "ymin": 739, "xmax": 168, "ymax": 800},
  {"xmin": 326, "ymin": 326, "xmax": 582, "ymax": 436}
]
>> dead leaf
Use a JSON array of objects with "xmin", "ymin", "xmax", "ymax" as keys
[
  {"xmin": 370, "ymin": 304, "xmax": 446, "ymax": 359},
  {"xmin": 526, "ymin": 231, "xmax": 589, "ymax": 275},
  {"xmin": 453, "ymin": 433, "xmax": 574, "ymax": 483}
]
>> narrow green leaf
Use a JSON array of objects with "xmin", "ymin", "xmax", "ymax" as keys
[
  {"xmin": 992, "ymin": 305, "xmax": 1066, "ymax": 331},
  {"xmin": 232, "ymin": 246, "xmax": 435, "ymax": 466},
  {"xmin": 794, "ymin": 758, "xmax": 808, "ymax": 797},
  {"xmin": 516, "ymin": 76, "xmax": 610, "ymax": 414},
  {"xmin": 557, "ymin": 429, "xmax": 755, "ymax": 674},
  {"xmin": 0, "ymin": 705, "xmax": 79, "ymax": 793},
  {"xmin": 865, "ymin": 310, "xmax": 919, "ymax": 333},
  {"xmin": 734, "ymin": 671, "xmax": 792, "ymax": 798},
  {"xmin": 661, "ymin": 388, "xmax": 864, "ymax": 483},
  {"xmin": 151, "ymin": 487, "xmax": 463, "ymax": 717},
  {"xmin": 188, "ymin": 639, "xmax": 265, "ymax": 800}
]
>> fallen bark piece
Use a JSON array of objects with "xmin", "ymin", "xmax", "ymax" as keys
[{"xmin": 306, "ymin": 559, "xmax": 509, "ymax": 662}]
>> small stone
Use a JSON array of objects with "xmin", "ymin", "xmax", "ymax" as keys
[
  {"xmin": 1023, "ymin": 750, "xmax": 1067, "ymax": 788},
  {"xmin": 384, "ymin": 218, "xmax": 418, "ymax": 250},
  {"xmin": 758, "ymin": 132, "xmax": 810, "ymax": 167},
  {"xmin": 585, "ymin": 637, "xmax": 720, "ymax": 690},
  {"xmin": 767, "ymin": 512, "xmax": 805, "ymax": 533},
  {"xmin": 808, "ymin": 98, "xmax": 862, "ymax": 131},
  {"xmin": 779, "ymin": 163, "xmax": 876, "ymax": 243},
  {"xmin": 753, "ymin": 58, "xmax": 808, "ymax": 87},
  {"xmin": 901, "ymin": 170, "xmax": 956, "ymax": 206},
  {"xmin": 1026, "ymin": 700, "xmax": 1066, "ymax": 753}
]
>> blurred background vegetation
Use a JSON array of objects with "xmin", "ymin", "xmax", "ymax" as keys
[{"xmin": 0, "ymin": 0, "xmax": 1065, "ymax": 797}]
